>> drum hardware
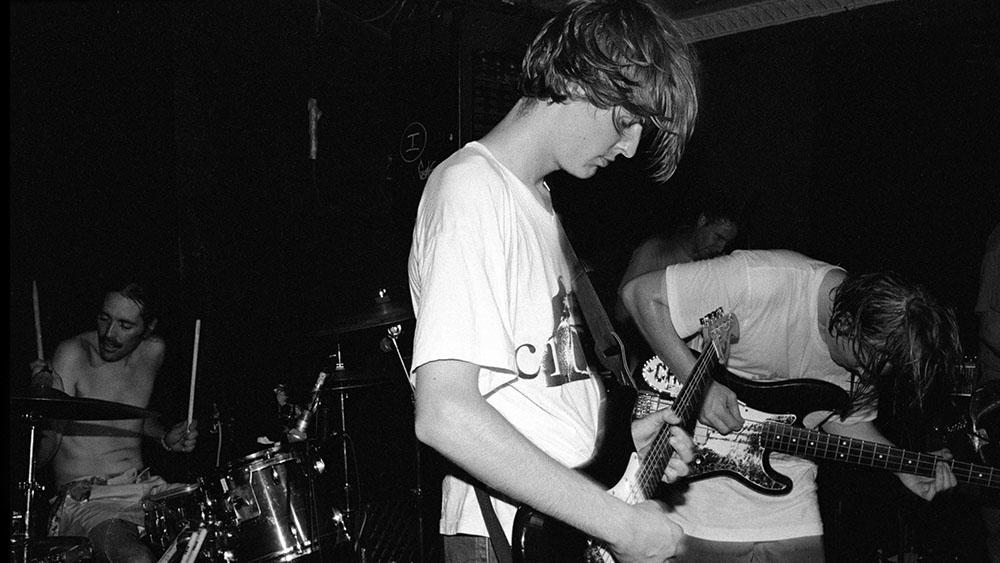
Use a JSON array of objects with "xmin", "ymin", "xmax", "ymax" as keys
[
  {"xmin": 970, "ymin": 380, "xmax": 1000, "ymax": 466},
  {"xmin": 9, "ymin": 537, "xmax": 92, "ymax": 563},
  {"xmin": 9, "ymin": 387, "xmax": 156, "ymax": 563},
  {"xmin": 323, "ymin": 359, "xmax": 361, "ymax": 532},
  {"xmin": 381, "ymin": 323, "xmax": 424, "ymax": 563}
]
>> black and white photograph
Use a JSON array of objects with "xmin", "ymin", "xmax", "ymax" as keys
[{"xmin": 10, "ymin": 1, "xmax": 999, "ymax": 561}]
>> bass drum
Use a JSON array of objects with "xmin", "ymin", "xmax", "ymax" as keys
[
  {"xmin": 971, "ymin": 380, "xmax": 1000, "ymax": 467},
  {"xmin": 207, "ymin": 444, "xmax": 352, "ymax": 562}
]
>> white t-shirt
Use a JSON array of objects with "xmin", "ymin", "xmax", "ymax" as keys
[
  {"xmin": 408, "ymin": 141, "xmax": 605, "ymax": 540},
  {"xmin": 662, "ymin": 249, "xmax": 874, "ymax": 541}
]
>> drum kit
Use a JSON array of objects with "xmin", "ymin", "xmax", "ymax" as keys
[{"xmin": 9, "ymin": 289, "xmax": 418, "ymax": 563}]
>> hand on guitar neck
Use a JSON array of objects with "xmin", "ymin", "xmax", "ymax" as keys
[{"xmin": 511, "ymin": 308, "xmax": 737, "ymax": 563}]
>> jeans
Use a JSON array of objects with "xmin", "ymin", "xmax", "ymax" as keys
[
  {"xmin": 443, "ymin": 534, "xmax": 500, "ymax": 563},
  {"xmin": 676, "ymin": 535, "xmax": 825, "ymax": 563}
]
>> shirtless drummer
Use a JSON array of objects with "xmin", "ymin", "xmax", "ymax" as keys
[{"xmin": 30, "ymin": 278, "xmax": 198, "ymax": 563}]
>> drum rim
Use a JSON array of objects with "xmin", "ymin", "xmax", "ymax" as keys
[
  {"xmin": 221, "ymin": 444, "xmax": 284, "ymax": 468},
  {"xmin": 218, "ymin": 446, "xmax": 305, "ymax": 476},
  {"xmin": 147, "ymin": 482, "xmax": 202, "ymax": 501}
]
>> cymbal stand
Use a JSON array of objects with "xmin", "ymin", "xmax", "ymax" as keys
[
  {"xmin": 13, "ymin": 412, "xmax": 44, "ymax": 563},
  {"xmin": 328, "ymin": 346, "xmax": 358, "ymax": 526},
  {"xmin": 384, "ymin": 324, "xmax": 423, "ymax": 562}
]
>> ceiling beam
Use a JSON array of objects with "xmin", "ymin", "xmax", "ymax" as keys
[{"xmin": 676, "ymin": 0, "xmax": 901, "ymax": 42}]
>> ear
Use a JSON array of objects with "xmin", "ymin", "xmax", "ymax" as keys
[
  {"xmin": 144, "ymin": 318, "xmax": 159, "ymax": 336},
  {"xmin": 696, "ymin": 213, "xmax": 709, "ymax": 227}
]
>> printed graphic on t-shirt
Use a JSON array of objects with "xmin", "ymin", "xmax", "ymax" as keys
[{"xmin": 515, "ymin": 277, "xmax": 594, "ymax": 387}]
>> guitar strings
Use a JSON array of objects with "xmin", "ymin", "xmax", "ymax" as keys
[
  {"xmin": 629, "ymin": 346, "xmax": 716, "ymax": 504},
  {"xmin": 762, "ymin": 424, "xmax": 997, "ymax": 486}
]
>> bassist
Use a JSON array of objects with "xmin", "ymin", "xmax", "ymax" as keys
[{"xmin": 621, "ymin": 249, "xmax": 962, "ymax": 561}]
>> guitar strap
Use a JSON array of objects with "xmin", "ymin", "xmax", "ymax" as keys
[
  {"xmin": 474, "ymin": 485, "xmax": 514, "ymax": 563},
  {"xmin": 555, "ymin": 216, "xmax": 635, "ymax": 388}
]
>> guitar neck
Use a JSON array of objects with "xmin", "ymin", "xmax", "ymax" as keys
[
  {"xmin": 761, "ymin": 423, "xmax": 998, "ymax": 488},
  {"xmin": 636, "ymin": 347, "xmax": 720, "ymax": 497}
]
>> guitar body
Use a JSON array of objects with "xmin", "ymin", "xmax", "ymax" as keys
[
  {"xmin": 638, "ymin": 379, "xmax": 848, "ymax": 495},
  {"xmin": 687, "ymin": 405, "xmax": 797, "ymax": 494},
  {"xmin": 636, "ymin": 368, "xmax": 999, "ymax": 494},
  {"xmin": 512, "ymin": 380, "xmax": 637, "ymax": 563},
  {"xmin": 634, "ymin": 362, "xmax": 851, "ymax": 495},
  {"xmin": 712, "ymin": 369, "xmax": 851, "ymax": 417},
  {"xmin": 512, "ymin": 310, "xmax": 737, "ymax": 563}
]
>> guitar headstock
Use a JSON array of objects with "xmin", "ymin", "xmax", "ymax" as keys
[{"xmin": 700, "ymin": 308, "xmax": 738, "ymax": 364}]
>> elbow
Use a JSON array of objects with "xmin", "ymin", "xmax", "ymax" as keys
[
  {"xmin": 413, "ymin": 408, "xmax": 437, "ymax": 446},
  {"xmin": 619, "ymin": 277, "xmax": 646, "ymax": 322},
  {"xmin": 413, "ymin": 393, "xmax": 476, "ymax": 455},
  {"xmin": 413, "ymin": 398, "xmax": 458, "ymax": 451}
]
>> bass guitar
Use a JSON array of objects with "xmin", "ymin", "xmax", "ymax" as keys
[
  {"xmin": 511, "ymin": 308, "xmax": 737, "ymax": 562},
  {"xmin": 633, "ymin": 363, "xmax": 999, "ymax": 494}
]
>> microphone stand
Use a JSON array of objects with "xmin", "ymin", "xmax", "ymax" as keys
[{"xmin": 384, "ymin": 324, "xmax": 424, "ymax": 562}]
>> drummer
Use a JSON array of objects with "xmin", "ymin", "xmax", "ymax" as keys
[{"xmin": 30, "ymin": 277, "xmax": 198, "ymax": 563}]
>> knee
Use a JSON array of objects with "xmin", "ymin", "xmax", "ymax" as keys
[{"xmin": 89, "ymin": 518, "xmax": 153, "ymax": 563}]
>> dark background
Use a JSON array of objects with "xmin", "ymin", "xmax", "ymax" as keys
[{"xmin": 9, "ymin": 1, "xmax": 999, "ymax": 561}]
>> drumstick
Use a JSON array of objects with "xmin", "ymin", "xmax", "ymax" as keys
[
  {"xmin": 187, "ymin": 319, "xmax": 201, "ymax": 429},
  {"xmin": 32, "ymin": 280, "xmax": 44, "ymax": 360}
]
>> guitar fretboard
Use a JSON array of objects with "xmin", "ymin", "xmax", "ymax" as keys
[
  {"xmin": 761, "ymin": 423, "xmax": 998, "ymax": 488},
  {"xmin": 634, "ymin": 344, "xmax": 720, "ymax": 499}
]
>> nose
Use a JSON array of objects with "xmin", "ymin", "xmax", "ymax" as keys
[
  {"xmin": 103, "ymin": 323, "xmax": 119, "ymax": 339},
  {"xmin": 616, "ymin": 123, "xmax": 643, "ymax": 159}
]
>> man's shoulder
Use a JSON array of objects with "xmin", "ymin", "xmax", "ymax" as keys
[
  {"xmin": 54, "ymin": 332, "xmax": 96, "ymax": 360},
  {"xmin": 433, "ymin": 145, "xmax": 505, "ymax": 189},
  {"xmin": 138, "ymin": 335, "xmax": 167, "ymax": 361}
]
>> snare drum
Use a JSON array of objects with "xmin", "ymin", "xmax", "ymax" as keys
[
  {"xmin": 207, "ymin": 445, "xmax": 348, "ymax": 562},
  {"xmin": 143, "ymin": 483, "xmax": 213, "ymax": 550}
]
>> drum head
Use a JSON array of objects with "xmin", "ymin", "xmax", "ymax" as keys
[{"xmin": 222, "ymin": 444, "xmax": 283, "ymax": 470}]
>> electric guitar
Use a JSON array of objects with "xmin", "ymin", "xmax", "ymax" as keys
[
  {"xmin": 633, "ymin": 362, "xmax": 1000, "ymax": 493},
  {"xmin": 511, "ymin": 308, "xmax": 737, "ymax": 563}
]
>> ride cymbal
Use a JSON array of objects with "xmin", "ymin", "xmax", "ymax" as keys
[{"xmin": 314, "ymin": 289, "xmax": 414, "ymax": 336}]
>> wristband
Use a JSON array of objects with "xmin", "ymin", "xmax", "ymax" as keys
[{"xmin": 160, "ymin": 434, "xmax": 172, "ymax": 452}]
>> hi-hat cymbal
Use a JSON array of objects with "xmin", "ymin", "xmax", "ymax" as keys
[
  {"xmin": 287, "ymin": 368, "xmax": 393, "ymax": 393},
  {"xmin": 324, "ymin": 368, "xmax": 394, "ymax": 392},
  {"xmin": 11, "ymin": 386, "xmax": 160, "ymax": 421}
]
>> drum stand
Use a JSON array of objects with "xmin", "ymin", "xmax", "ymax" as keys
[
  {"xmin": 11, "ymin": 413, "xmax": 43, "ymax": 563},
  {"xmin": 328, "ymin": 388, "xmax": 356, "ymax": 519},
  {"xmin": 384, "ymin": 324, "xmax": 425, "ymax": 563},
  {"xmin": 10, "ymin": 413, "xmax": 52, "ymax": 563}
]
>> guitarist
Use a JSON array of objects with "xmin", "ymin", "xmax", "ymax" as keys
[
  {"xmin": 407, "ymin": 1, "xmax": 700, "ymax": 562},
  {"xmin": 621, "ymin": 249, "xmax": 962, "ymax": 561}
]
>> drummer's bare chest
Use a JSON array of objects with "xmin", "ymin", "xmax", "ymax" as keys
[{"xmin": 74, "ymin": 362, "xmax": 156, "ymax": 407}]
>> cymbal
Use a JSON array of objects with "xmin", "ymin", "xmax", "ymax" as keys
[
  {"xmin": 288, "ymin": 368, "xmax": 394, "ymax": 393},
  {"xmin": 316, "ymin": 299, "xmax": 413, "ymax": 336},
  {"xmin": 11, "ymin": 386, "xmax": 160, "ymax": 421}
]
